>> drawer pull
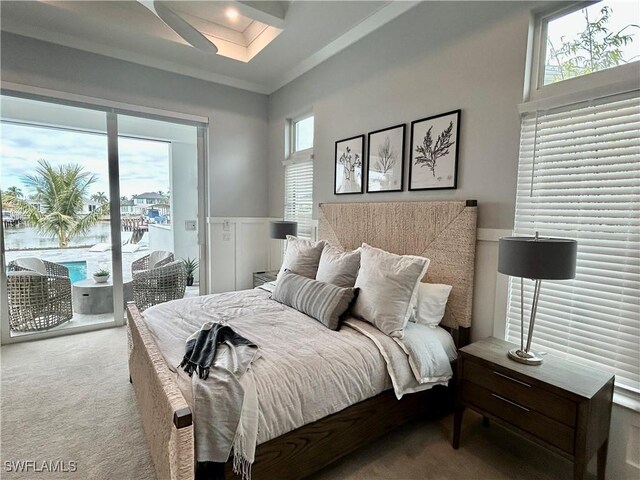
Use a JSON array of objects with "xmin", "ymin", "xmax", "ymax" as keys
[
  {"xmin": 493, "ymin": 370, "xmax": 531, "ymax": 388},
  {"xmin": 491, "ymin": 393, "xmax": 530, "ymax": 412}
]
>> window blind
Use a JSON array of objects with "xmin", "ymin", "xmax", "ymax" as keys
[
  {"xmin": 507, "ymin": 90, "xmax": 640, "ymax": 393},
  {"xmin": 284, "ymin": 158, "xmax": 313, "ymax": 239}
]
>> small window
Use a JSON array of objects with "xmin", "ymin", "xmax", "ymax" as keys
[
  {"xmin": 284, "ymin": 115, "xmax": 314, "ymax": 239},
  {"xmin": 542, "ymin": 1, "xmax": 639, "ymax": 86},
  {"xmin": 284, "ymin": 160, "xmax": 313, "ymax": 239},
  {"xmin": 293, "ymin": 115, "xmax": 314, "ymax": 152}
]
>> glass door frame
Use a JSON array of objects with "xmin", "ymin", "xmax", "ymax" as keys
[{"xmin": 0, "ymin": 87, "xmax": 208, "ymax": 344}]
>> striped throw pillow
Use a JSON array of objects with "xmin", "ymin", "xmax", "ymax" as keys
[{"xmin": 271, "ymin": 271, "xmax": 358, "ymax": 330}]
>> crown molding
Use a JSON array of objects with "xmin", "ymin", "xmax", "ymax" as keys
[
  {"xmin": 1, "ymin": 20, "xmax": 270, "ymax": 94},
  {"xmin": 1, "ymin": 1, "xmax": 419, "ymax": 96},
  {"xmin": 265, "ymin": 1, "xmax": 419, "ymax": 94}
]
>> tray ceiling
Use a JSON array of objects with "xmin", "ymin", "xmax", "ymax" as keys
[{"xmin": 0, "ymin": 1, "xmax": 419, "ymax": 94}]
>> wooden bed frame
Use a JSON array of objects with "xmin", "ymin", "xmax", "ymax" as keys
[{"xmin": 127, "ymin": 200, "xmax": 477, "ymax": 480}]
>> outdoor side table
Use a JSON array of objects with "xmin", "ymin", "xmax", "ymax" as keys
[{"xmin": 72, "ymin": 278, "xmax": 133, "ymax": 314}]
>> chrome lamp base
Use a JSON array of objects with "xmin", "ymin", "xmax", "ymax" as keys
[{"xmin": 508, "ymin": 348, "xmax": 543, "ymax": 365}]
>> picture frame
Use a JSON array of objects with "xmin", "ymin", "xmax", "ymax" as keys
[
  {"xmin": 366, "ymin": 124, "xmax": 405, "ymax": 193},
  {"xmin": 409, "ymin": 109, "xmax": 461, "ymax": 191},
  {"xmin": 334, "ymin": 134, "xmax": 365, "ymax": 195}
]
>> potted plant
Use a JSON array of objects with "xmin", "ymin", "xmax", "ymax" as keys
[
  {"xmin": 182, "ymin": 257, "xmax": 198, "ymax": 286},
  {"xmin": 93, "ymin": 268, "xmax": 110, "ymax": 284}
]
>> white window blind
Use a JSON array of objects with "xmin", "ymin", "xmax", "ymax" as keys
[
  {"xmin": 284, "ymin": 158, "xmax": 313, "ymax": 239},
  {"xmin": 507, "ymin": 90, "xmax": 640, "ymax": 393}
]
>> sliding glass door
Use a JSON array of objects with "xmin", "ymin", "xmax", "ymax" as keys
[
  {"xmin": 0, "ymin": 93, "xmax": 204, "ymax": 343},
  {"xmin": 117, "ymin": 115, "xmax": 200, "ymax": 305},
  {"xmin": 1, "ymin": 96, "xmax": 117, "ymax": 339}
]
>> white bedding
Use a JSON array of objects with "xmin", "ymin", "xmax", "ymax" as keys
[{"xmin": 143, "ymin": 288, "xmax": 455, "ymax": 447}]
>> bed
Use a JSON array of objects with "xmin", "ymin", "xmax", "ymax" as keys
[{"xmin": 127, "ymin": 200, "xmax": 477, "ymax": 480}]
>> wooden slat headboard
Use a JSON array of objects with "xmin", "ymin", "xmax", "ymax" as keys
[{"xmin": 318, "ymin": 200, "xmax": 477, "ymax": 329}]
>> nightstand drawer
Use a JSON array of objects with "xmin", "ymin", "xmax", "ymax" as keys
[
  {"xmin": 463, "ymin": 359, "xmax": 577, "ymax": 427},
  {"xmin": 462, "ymin": 381, "xmax": 575, "ymax": 454}
]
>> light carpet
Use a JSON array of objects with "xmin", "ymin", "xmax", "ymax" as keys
[
  {"xmin": 1, "ymin": 326, "xmax": 155, "ymax": 480},
  {"xmin": 1, "ymin": 326, "xmax": 574, "ymax": 480}
]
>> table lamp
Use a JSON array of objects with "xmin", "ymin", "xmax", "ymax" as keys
[
  {"xmin": 269, "ymin": 221, "xmax": 298, "ymax": 240},
  {"xmin": 498, "ymin": 232, "xmax": 577, "ymax": 365}
]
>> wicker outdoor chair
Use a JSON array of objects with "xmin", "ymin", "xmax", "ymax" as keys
[
  {"xmin": 7, "ymin": 258, "xmax": 73, "ymax": 332},
  {"xmin": 131, "ymin": 250, "xmax": 174, "ymax": 276},
  {"xmin": 132, "ymin": 260, "xmax": 187, "ymax": 312}
]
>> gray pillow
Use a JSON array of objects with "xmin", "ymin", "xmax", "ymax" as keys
[
  {"xmin": 271, "ymin": 270, "xmax": 358, "ymax": 330},
  {"xmin": 277, "ymin": 236, "xmax": 326, "ymax": 280},
  {"xmin": 352, "ymin": 243, "xmax": 430, "ymax": 338},
  {"xmin": 315, "ymin": 245, "xmax": 361, "ymax": 288}
]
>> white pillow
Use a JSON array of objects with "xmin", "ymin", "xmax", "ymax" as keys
[
  {"xmin": 396, "ymin": 322, "xmax": 455, "ymax": 383},
  {"xmin": 352, "ymin": 243, "xmax": 430, "ymax": 338},
  {"xmin": 277, "ymin": 236, "xmax": 326, "ymax": 280},
  {"xmin": 411, "ymin": 283, "xmax": 453, "ymax": 327},
  {"xmin": 315, "ymin": 245, "xmax": 361, "ymax": 288}
]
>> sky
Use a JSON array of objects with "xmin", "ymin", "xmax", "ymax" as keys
[
  {"xmin": 0, "ymin": 122, "xmax": 170, "ymax": 199},
  {"xmin": 546, "ymin": 0, "xmax": 640, "ymax": 72}
]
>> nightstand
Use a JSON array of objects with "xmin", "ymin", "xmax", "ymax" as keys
[
  {"xmin": 453, "ymin": 337, "xmax": 614, "ymax": 480},
  {"xmin": 252, "ymin": 270, "xmax": 278, "ymax": 288}
]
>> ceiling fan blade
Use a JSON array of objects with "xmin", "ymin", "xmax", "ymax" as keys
[{"xmin": 140, "ymin": 1, "xmax": 218, "ymax": 54}]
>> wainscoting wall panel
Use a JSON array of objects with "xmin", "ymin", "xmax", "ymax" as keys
[{"xmin": 206, "ymin": 217, "xmax": 282, "ymax": 293}]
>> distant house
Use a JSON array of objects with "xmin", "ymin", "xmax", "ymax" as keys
[
  {"xmin": 133, "ymin": 192, "xmax": 166, "ymax": 206},
  {"xmin": 149, "ymin": 203, "xmax": 170, "ymax": 216},
  {"xmin": 121, "ymin": 199, "xmax": 142, "ymax": 216},
  {"xmin": 85, "ymin": 201, "xmax": 99, "ymax": 214}
]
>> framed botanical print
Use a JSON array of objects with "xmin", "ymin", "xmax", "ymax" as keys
[
  {"xmin": 334, "ymin": 134, "xmax": 365, "ymax": 194},
  {"xmin": 409, "ymin": 109, "xmax": 461, "ymax": 190},
  {"xmin": 366, "ymin": 124, "xmax": 405, "ymax": 193}
]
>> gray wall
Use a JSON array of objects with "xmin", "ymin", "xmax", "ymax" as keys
[
  {"xmin": 268, "ymin": 1, "xmax": 534, "ymax": 229},
  {"xmin": 0, "ymin": 32, "xmax": 269, "ymax": 218},
  {"xmin": 267, "ymin": 5, "xmax": 638, "ymax": 479}
]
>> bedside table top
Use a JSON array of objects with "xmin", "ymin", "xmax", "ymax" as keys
[
  {"xmin": 253, "ymin": 270, "xmax": 278, "ymax": 279},
  {"xmin": 460, "ymin": 337, "xmax": 614, "ymax": 400}
]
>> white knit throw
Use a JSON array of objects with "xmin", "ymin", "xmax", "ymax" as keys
[{"xmin": 232, "ymin": 369, "xmax": 259, "ymax": 480}]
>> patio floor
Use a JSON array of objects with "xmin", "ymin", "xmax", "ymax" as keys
[
  {"xmin": 5, "ymin": 246, "xmax": 147, "ymax": 282},
  {"xmin": 5, "ymin": 246, "xmax": 199, "ymax": 338}
]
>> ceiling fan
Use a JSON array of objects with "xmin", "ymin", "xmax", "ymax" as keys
[{"xmin": 139, "ymin": 1, "xmax": 218, "ymax": 53}]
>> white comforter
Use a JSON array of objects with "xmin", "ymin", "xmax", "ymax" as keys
[{"xmin": 143, "ymin": 288, "xmax": 454, "ymax": 447}]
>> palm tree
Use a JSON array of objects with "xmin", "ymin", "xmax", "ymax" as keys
[
  {"xmin": 91, "ymin": 191, "xmax": 108, "ymax": 203},
  {"xmin": 6, "ymin": 186, "xmax": 23, "ymax": 199},
  {"xmin": 1, "ymin": 191, "xmax": 15, "ymax": 212},
  {"xmin": 13, "ymin": 160, "xmax": 109, "ymax": 248}
]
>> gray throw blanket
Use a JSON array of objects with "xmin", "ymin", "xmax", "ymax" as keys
[
  {"xmin": 179, "ymin": 322, "xmax": 257, "ymax": 379},
  {"xmin": 180, "ymin": 322, "xmax": 260, "ymax": 480}
]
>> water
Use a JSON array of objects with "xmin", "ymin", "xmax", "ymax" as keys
[
  {"xmin": 3, "ymin": 223, "xmax": 111, "ymax": 250},
  {"xmin": 61, "ymin": 261, "xmax": 88, "ymax": 283}
]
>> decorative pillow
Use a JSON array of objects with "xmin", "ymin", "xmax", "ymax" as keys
[
  {"xmin": 352, "ymin": 244, "xmax": 430, "ymax": 338},
  {"xmin": 396, "ymin": 322, "xmax": 455, "ymax": 383},
  {"xmin": 411, "ymin": 283, "xmax": 453, "ymax": 327},
  {"xmin": 271, "ymin": 271, "xmax": 358, "ymax": 330},
  {"xmin": 277, "ymin": 236, "xmax": 326, "ymax": 280},
  {"xmin": 315, "ymin": 245, "xmax": 361, "ymax": 288}
]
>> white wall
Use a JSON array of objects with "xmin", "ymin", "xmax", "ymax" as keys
[
  {"xmin": 148, "ymin": 224, "xmax": 173, "ymax": 253},
  {"xmin": 206, "ymin": 217, "xmax": 281, "ymax": 293},
  {"xmin": 170, "ymin": 142, "xmax": 199, "ymax": 264}
]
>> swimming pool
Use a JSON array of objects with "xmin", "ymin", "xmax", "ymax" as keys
[{"xmin": 61, "ymin": 261, "xmax": 87, "ymax": 284}]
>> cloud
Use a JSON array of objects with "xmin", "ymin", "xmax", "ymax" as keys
[{"xmin": 1, "ymin": 123, "xmax": 170, "ymax": 198}]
